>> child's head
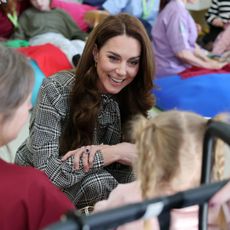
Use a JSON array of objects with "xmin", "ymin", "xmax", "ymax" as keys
[
  {"xmin": 0, "ymin": 45, "xmax": 34, "ymax": 146},
  {"xmin": 30, "ymin": 0, "xmax": 51, "ymax": 11},
  {"xmin": 132, "ymin": 110, "xmax": 226, "ymax": 199}
]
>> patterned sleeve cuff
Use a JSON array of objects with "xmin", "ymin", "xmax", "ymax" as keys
[{"xmin": 91, "ymin": 150, "xmax": 104, "ymax": 170}]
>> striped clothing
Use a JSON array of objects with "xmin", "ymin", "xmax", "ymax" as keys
[
  {"xmin": 15, "ymin": 71, "xmax": 134, "ymax": 209},
  {"xmin": 206, "ymin": 0, "xmax": 230, "ymax": 24}
]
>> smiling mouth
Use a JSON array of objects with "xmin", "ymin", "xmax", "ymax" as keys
[{"xmin": 110, "ymin": 77, "xmax": 125, "ymax": 83}]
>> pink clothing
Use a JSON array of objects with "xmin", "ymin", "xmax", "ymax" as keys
[
  {"xmin": 212, "ymin": 24, "xmax": 230, "ymax": 55},
  {"xmin": 94, "ymin": 181, "xmax": 198, "ymax": 230},
  {"xmin": 51, "ymin": 0, "xmax": 97, "ymax": 31}
]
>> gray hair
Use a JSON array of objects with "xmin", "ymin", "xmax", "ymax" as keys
[{"xmin": 0, "ymin": 45, "xmax": 34, "ymax": 121}]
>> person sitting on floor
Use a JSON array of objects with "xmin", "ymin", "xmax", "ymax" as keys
[
  {"xmin": 152, "ymin": 0, "xmax": 226, "ymax": 78},
  {"xmin": 11, "ymin": 0, "xmax": 87, "ymax": 66},
  {"xmin": 202, "ymin": 0, "xmax": 230, "ymax": 51},
  {"xmin": 14, "ymin": 13, "xmax": 156, "ymax": 209}
]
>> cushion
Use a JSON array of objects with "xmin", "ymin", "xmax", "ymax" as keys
[
  {"xmin": 18, "ymin": 43, "xmax": 72, "ymax": 77},
  {"xmin": 29, "ymin": 60, "xmax": 45, "ymax": 106},
  {"xmin": 153, "ymin": 73, "xmax": 230, "ymax": 117}
]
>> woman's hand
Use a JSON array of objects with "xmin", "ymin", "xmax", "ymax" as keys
[
  {"xmin": 61, "ymin": 145, "xmax": 108, "ymax": 172},
  {"xmin": 61, "ymin": 142, "xmax": 137, "ymax": 171}
]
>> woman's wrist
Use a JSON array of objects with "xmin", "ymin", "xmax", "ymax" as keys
[{"xmin": 101, "ymin": 145, "xmax": 119, "ymax": 166}]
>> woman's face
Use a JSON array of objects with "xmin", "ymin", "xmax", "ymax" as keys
[
  {"xmin": 93, "ymin": 35, "xmax": 141, "ymax": 94},
  {"xmin": 0, "ymin": 95, "xmax": 32, "ymax": 146},
  {"xmin": 30, "ymin": 0, "xmax": 51, "ymax": 11}
]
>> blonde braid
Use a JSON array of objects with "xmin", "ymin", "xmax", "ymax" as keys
[
  {"xmin": 132, "ymin": 116, "xmax": 159, "ymax": 230},
  {"xmin": 211, "ymin": 113, "xmax": 230, "ymax": 181},
  {"xmin": 210, "ymin": 113, "xmax": 230, "ymax": 230},
  {"xmin": 212, "ymin": 139, "xmax": 225, "ymax": 181}
]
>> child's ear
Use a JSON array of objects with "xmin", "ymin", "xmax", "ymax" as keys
[{"xmin": 92, "ymin": 45, "xmax": 98, "ymax": 63}]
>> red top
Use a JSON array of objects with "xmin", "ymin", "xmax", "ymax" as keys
[{"xmin": 0, "ymin": 159, "xmax": 75, "ymax": 230}]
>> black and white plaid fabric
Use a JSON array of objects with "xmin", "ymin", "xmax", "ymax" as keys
[{"xmin": 15, "ymin": 71, "xmax": 134, "ymax": 208}]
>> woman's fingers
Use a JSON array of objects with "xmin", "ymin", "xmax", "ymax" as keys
[
  {"xmin": 73, "ymin": 149, "xmax": 82, "ymax": 170},
  {"xmin": 82, "ymin": 146, "xmax": 90, "ymax": 172},
  {"xmin": 89, "ymin": 146, "xmax": 97, "ymax": 168},
  {"xmin": 61, "ymin": 149, "xmax": 76, "ymax": 161},
  {"xmin": 62, "ymin": 145, "xmax": 102, "ymax": 171}
]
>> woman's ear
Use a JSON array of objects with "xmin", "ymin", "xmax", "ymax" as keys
[{"xmin": 92, "ymin": 45, "xmax": 98, "ymax": 63}]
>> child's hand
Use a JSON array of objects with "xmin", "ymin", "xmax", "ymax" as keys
[{"xmin": 212, "ymin": 18, "xmax": 225, "ymax": 28}]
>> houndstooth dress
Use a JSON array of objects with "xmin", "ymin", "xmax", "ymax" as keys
[{"xmin": 15, "ymin": 71, "xmax": 134, "ymax": 209}]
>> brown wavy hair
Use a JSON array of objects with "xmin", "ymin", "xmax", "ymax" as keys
[{"xmin": 60, "ymin": 13, "xmax": 155, "ymax": 154}]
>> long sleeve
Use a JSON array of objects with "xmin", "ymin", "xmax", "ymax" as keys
[
  {"xmin": 206, "ymin": 0, "xmax": 219, "ymax": 24},
  {"xmin": 206, "ymin": 0, "xmax": 230, "ymax": 24},
  {"xmin": 11, "ymin": 10, "xmax": 30, "ymax": 40},
  {"xmin": 12, "ymin": 8, "xmax": 87, "ymax": 40},
  {"xmin": 15, "ymin": 71, "xmax": 104, "ymax": 189}
]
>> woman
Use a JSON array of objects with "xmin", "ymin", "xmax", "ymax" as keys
[
  {"xmin": 15, "ymin": 13, "xmax": 155, "ymax": 209},
  {"xmin": 0, "ymin": 45, "xmax": 74, "ymax": 229},
  {"xmin": 152, "ymin": 0, "xmax": 226, "ymax": 78},
  {"xmin": 94, "ymin": 110, "xmax": 226, "ymax": 229}
]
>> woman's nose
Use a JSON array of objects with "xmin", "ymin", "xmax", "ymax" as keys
[{"xmin": 116, "ymin": 63, "xmax": 127, "ymax": 76}]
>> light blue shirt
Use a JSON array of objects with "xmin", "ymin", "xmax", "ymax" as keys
[{"xmin": 102, "ymin": 0, "xmax": 160, "ymax": 25}]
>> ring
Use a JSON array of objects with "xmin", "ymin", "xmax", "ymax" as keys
[{"xmin": 85, "ymin": 148, "xmax": 90, "ymax": 154}]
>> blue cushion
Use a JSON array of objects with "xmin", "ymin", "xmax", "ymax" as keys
[
  {"xmin": 29, "ymin": 60, "xmax": 45, "ymax": 106},
  {"xmin": 153, "ymin": 73, "xmax": 230, "ymax": 117}
]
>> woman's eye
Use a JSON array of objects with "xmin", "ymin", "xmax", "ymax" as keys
[
  {"xmin": 108, "ymin": 56, "xmax": 119, "ymax": 61},
  {"xmin": 129, "ymin": 60, "xmax": 139, "ymax": 66}
]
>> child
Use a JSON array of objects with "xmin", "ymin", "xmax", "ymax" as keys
[
  {"xmin": 0, "ymin": 45, "xmax": 75, "ymax": 229},
  {"xmin": 94, "ymin": 110, "xmax": 226, "ymax": 229},
  {"xmin": 202, "ymin": 0, "xmax": 230, "ymax": 50},
  {"xmin": 12, "ymin": 0, "xmax": 87, "ymax": 66}
]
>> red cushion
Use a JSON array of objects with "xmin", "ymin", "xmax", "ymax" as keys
[{"xmin": 18, "ymin": 43, "xmax": 72, "ymax": 77}]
